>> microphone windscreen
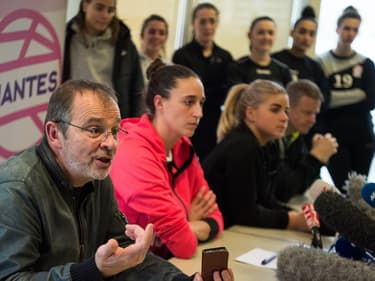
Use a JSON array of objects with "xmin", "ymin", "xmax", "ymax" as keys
[
  {"xmin": 361, "ymin": 183, "xmax": 375, "ymax": 208},
  {"xmin": 277, "ymin": 246, "xmax": 375, "ymax": 281},
  {"xmin": 344, "ymin": 172, "xmax": 367, "ymax": 194},
  {"xmin": 346, "ymin": 173, "xmax": 375, "ymax": 219},
  {"xmin": 314, "ymin": 191, "xmax": 375, "ymax": 252}
]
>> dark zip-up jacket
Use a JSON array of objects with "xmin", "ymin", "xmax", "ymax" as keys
[
  {"xmin": 172, "ymin": 39, "xmax": 233, "ymax": 160},
  {"xmin": 63, "ymin": 20, "xmax": 144, "ymax": 118},
  {"xmin": 0, "ymin": 139, "xmax": 190, "ymax": 281},
  {"xmin": 202, "ymin": 123, "xmax": 289, "ymax": 229},
  {"xmin": 227, "ymin": 56, "xmax": 292, "ymax": 88},
  {"xmin": 272, "ymin": 49, "xmax": 331, "ymax": 112}
]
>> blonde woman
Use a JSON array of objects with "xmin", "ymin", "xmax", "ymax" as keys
[{"xmin": 203, "ymin": 80, "xmax": 309, "ymax": 232}]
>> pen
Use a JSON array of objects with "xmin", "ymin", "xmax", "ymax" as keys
[{"xmin": 261, "ymin": 254, "xmax": 277, "ymax": 265}]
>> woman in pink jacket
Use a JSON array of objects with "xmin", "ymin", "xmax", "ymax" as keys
[{"xmin": 110, "ymin": 59, "xmax": 224, "ymax": 259}]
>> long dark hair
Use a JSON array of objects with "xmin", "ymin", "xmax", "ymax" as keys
[{"xmin": 73, "ymin": 0, "xmax": 120, "ymax": 45}]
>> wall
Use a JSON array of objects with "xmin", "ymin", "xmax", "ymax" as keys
[
  {"xmin": 189, "ymin": 0, "xmax": 292, "ymax": 59},
  {"xmin": 66, "ymin": 0, "xmax": 322, "ymax": 60}
]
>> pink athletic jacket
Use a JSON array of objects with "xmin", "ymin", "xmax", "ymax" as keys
[{"xmin": 110, "ymin": 114, "xmax": 224, "ymax": 259}]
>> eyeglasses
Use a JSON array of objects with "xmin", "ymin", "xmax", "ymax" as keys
[{"xmin": 54, "ymin": 120, "xmax": 127, "ymax": 141}]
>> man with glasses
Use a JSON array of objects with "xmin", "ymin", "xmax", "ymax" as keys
[{"xmin": 0, "ymin": 80, "xmax": 233, "ymax": 281}]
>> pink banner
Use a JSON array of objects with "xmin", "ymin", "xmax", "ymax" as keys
[
  {"xmin": 0, "ymin": 0, "xmax": 67, "ymax": 18},
  {"xmin": 0, "ymin": 1, "xmax": 66, "ymax": 162}
]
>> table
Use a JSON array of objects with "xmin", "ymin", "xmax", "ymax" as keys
[
  {"xmin": 227, "ymin": 225, "xmax": 335, "ymax": 247},
  {"xmin": 170, "ymin": 226, "xmax": 335, "ymax": 281}
]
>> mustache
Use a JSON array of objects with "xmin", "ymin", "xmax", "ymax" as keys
[{"xmin": 97, "ymin": 148, "xmax": 115, "ymax": 159}]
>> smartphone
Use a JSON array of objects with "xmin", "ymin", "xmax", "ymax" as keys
[{"xmin": 201, "ymin": 247, "xmax": 229, "ymax": 281}]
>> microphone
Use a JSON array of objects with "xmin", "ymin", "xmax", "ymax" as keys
[
  {"xmin": 334, "ymin": 235, "xmax": 375, "ymax": 263},
  {"xmin": 314, "ymin": 191, "xmax": 375, "ymax": 253},
  {"xmin": 361, "ymin": 183, "xmax": 375, "ymax": 209},
  {"xmin": 344, "ymin": 172, "xmax": 375, "ymax": 219},
  {"xmin": 276, "ymin": 246, "xmax": 375, "ymax": 281},
  {"xmin": 302, "ymin": 203, "xmax": 322, "ymax": 248}
]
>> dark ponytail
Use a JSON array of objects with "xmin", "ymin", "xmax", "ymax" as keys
[
  {"xmin": 292, "ymin": 5, "xmax": 317, "ymax": 30},
  {"xmin": 145, "ymin": 59, "xmax": 198, "ymax": 118}
]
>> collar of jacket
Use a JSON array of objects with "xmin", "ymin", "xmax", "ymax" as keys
[
  {"xmin": 36, "ymin": 137, "xmax": 94, "ymax": 196},
  {"xmin": 189, "ymin": 38, "xmax": 218, "ymax": 55}
]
